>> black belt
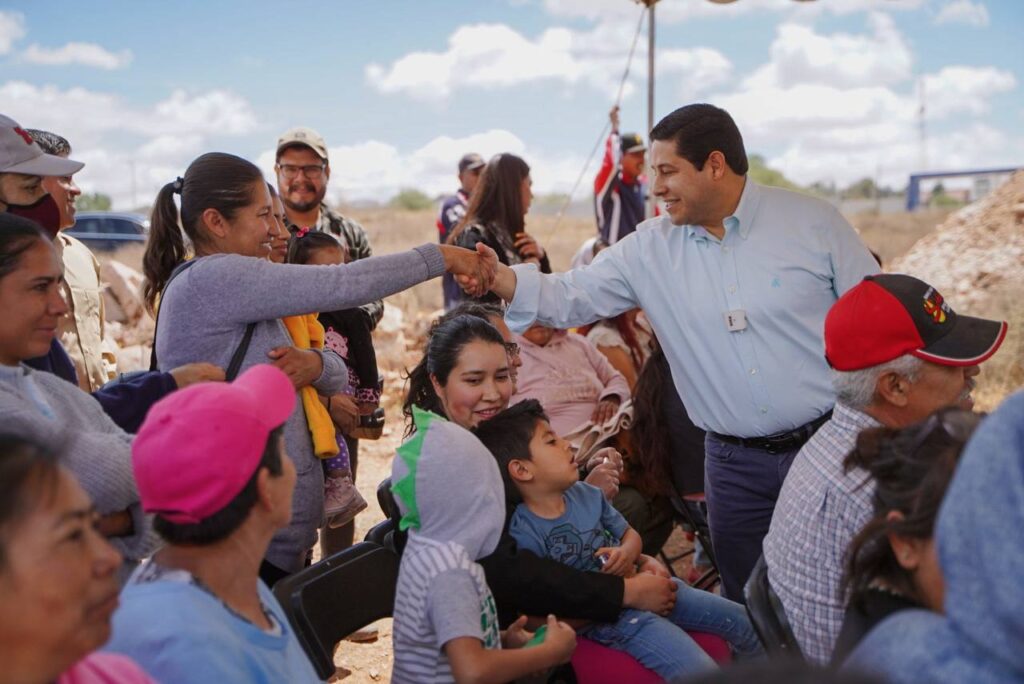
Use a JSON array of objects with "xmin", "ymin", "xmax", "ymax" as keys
[{"xmin": 709, "ymin": 410, "xmax": 833, "ymax": 455}]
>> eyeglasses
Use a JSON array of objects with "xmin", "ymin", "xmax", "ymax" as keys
[
  {"xmin": 904, "ymin": 408, "xmax": 983, "ymax": 456},
  {"xmin": 277, "ymin": 164, "xmax": 326, "ymax": 180},
  {"xmin": 503, "ymin": 341, "xmax": 520, "ymax": 358}
]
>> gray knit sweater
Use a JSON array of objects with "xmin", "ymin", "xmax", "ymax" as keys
[
  {"xmin": 0, "ymin": 365, "xmax": 156, "ymax": 560},
  {"xmin": 154, "ymin": 244, "xmax": 446, "ymax": 571}
]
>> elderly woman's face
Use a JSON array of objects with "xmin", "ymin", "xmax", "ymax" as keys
[
  {"xmin": 0, "ymin": 239, "xmax": 69, "ymax": 366},
  {"xmin": 0, "ymin": 466, "xmax": 122, "ymax": 678}
]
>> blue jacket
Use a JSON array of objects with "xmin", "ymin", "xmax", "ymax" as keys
[{"xmin": 25, "ymin": 340, "xmax": 177, "ymax": 433}]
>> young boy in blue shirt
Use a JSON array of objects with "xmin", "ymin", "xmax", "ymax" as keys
[{"xmin": 473, "ymin": 399, "xmax": 762, "ymax": 682}]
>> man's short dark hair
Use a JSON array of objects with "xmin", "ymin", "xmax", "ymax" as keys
[
  {"xmin": 472, "ymin": 399, "xmax": 548, "ymax": 505},
  {"xmin": 26, "ymin": 129, "xmax": 71, "ymax": 157},
  {"xmin": 153, "ymin": 426, "xmax": 285, "ymax": 545},
  {"xmin": 650, "ymin": 103, "xmax": 748, "ymax": 175}
]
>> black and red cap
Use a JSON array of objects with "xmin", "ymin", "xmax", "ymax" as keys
[{"xmin": 825, "ymin": 274, "xmax": 1007, "ymax": 371}]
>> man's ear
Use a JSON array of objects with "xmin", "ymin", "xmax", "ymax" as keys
[
  {"xmin": 876, "ymin": 370, "xmax": 911, "ymax": 408},
  {"xmin": 507, "ymin": 459, "xmax": 533, "ymax": 484},
  {"xmin": 706, "ymin": 150, "xmax": 727, "ymax": 180}
]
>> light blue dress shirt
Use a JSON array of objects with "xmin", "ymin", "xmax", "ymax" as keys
[{"xmin": 506, "ymin": 180, "xmax": 880, "ymax": 438}]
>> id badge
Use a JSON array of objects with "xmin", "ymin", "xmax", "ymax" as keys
[{"xmin": 724, "ymin": 309, "xmax": 747, "ymax": 332}]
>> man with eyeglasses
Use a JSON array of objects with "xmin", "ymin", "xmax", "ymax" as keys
[
  {"xmin": 275, "ymin": 126, "xmax": 381, "ymax": 327},
  {"xmin": 762, "ymin": 273, "xmax": 1007, "ymax": 665}
]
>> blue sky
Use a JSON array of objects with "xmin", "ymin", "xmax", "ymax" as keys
[{"xmin": 2, "ymin": 0, "xmax": 1021, "ymax": 208}]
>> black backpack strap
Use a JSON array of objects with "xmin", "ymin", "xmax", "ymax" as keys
[
  {"xmin": 149, "ymin": 260, "xmax": 197, "ymax": 371},
  {"xmin": 225, "ymin": 323, "xmax": 257, "ymax": 381}
]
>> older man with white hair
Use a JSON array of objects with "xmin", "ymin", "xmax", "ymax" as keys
[{"xmin": 762, "ymin": 273, "xmax": 1007, "ymax": 664}]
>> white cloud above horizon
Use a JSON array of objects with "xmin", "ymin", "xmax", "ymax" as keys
[
  {"xmin": 366, "ymin": 22, "xmax": 733, "ymax": 102},
  {"xmin": 934, "ymin": 0, "xmax": 990, "ymax": 26},
  {"xmin": 0, "ymin": 11, "xmax": 25, "ymax": 54},
  {"xmin": 22, "ymin": 41, "xmax": 133, "ymax": 69}
]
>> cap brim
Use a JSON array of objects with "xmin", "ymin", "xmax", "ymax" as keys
[
  {"xmin": 4, "ymin": 153, "xmax": 84, "ymax": 177},
  {"xmin": 913, "ymin": 314, "xmax": 1008, "ymax": 367},
  {"xmin": 623, "ymin": 145, "xmax": 646, "ymax": 154},
  {"xmin": 466, "ymin": 161, "xmax": 485, "ymax": 170},
  {"xmin": 233, "ymin": 365, "xmax": 297, "ymax": 427}
]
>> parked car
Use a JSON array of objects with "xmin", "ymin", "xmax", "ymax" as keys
[{"xmin": 66, "ymin": 212, "xmax": 149, "ymax": 251}]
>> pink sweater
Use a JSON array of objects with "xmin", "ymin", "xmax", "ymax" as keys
[{"xmin": 512, "ymin": 330, "xmax": 630, "ymax": 436}]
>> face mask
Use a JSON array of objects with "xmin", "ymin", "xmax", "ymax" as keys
[{"xmin": 6, "ymin": 194, "xmax": 60, "ymax": 238}]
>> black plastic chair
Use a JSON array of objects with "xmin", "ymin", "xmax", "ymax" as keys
[
  {"xmin": 661, "ymin": 492, "xmax": 720, "ymax": 592},
  {"xmin": 376, "ymin": 477, "xmax": 407, "ymax": 555},
  {"xmin": 273, "ymin": 541, "xmax": 400, "ymax": 679},
  {"xmin": 743, "ymin": 555, "xmax": 805, "ymax": 661}
]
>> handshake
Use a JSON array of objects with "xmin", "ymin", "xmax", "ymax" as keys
[{"xmin": 439, "ymin": 243, "xmax": 501, "ymax": 298}]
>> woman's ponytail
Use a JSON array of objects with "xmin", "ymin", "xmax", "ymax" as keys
[{"xmin": 142, "ymin": 182, "xmax": 187, "ymax": 313}]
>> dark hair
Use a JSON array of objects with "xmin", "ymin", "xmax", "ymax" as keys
[
  {"xmin": 286, "ymin": 230, "xmax": 343, "ymax": 266},
  {"xmin": 448, "ymin": 153, "xmax": 530, "ymax": 246},
  {"xmin": 402, "ymin": 314, "xmax": 506, "ymax": 436},
  {"xmin": 473, "ymin": 399, "xmax": 548, "ymax": 505},
  {"xmin": 0, "ymin": 433, "xmax": 62, "ymax": 569},
  {"xmin": 153, "ymin": 426, "xmax": 285, "ymax": 545},
  {"xmin": 650, "ymin": 104, "xmax": 748, "ymax": 175},
  {"xmin": 26, "ymin": 129, "xmax": 71, "ymax": 157},
  {"xmin": 842, "ymin": 408, "xmax": 981, "ymax": 610},
  {"xmin": 142, "ymin": 152, "xmax": 264, "ymax": 312},
  {"xmin": 0, "ymin": 212, "xmax": 50, "ymax": 280},
  {"xmin": 440, "ymin": 301, "xmax": 504, "ymax": 324},
  {"xmin": 629, "ymin": 345, "xmax": 675, "ymax": 497}
]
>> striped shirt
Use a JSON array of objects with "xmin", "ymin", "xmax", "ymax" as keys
[
  {"xmin": 392, "ymin": 537, "xmax": 501, "ymax": 683},
  {"xmin": 763, "ymin": 402, "xmax": 880, "ymax": 664}
]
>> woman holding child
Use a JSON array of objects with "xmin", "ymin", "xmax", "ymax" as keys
[
  {"xmin": 141, "ymin": 152, "xmax": 495, "ymax": 582},
  {"xmin": 403, "ymin": 314, "xmax": 762, "ymax": 681}
]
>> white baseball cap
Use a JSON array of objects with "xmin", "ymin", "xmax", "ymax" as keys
[{"xmin": 0, "ymin": 114, "xmax": 84, "ymax": 176}]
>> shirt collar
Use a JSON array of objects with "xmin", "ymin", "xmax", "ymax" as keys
[
  {"xmin": 684, "ymin": 177, "xmax": 760, "ymax": 242},
  {"xmin": 832, "ymin": 401, "xmax": 882, "ymax": 432}
]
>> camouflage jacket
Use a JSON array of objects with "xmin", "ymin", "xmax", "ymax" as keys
[{"xmin": 285, "ymin": 202, "xmax": 383, "ymax": 329}]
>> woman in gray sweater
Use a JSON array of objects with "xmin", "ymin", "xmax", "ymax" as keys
[
  {"xmin": 142, "ymin": 152, "xmax": 494, "ymax": 579},
  {"xmin": 0, "ymin": 213, "xmax": 154, "ymax": 562}
]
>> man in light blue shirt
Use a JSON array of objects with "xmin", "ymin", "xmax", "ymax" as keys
[{"xmin": 479, "ymin": 103, "xmax": 880, "ymax": 600}]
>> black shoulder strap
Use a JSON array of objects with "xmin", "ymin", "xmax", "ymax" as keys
[
  {"xmin": 149, "ymin": 260, "xmax": 256, "ymax": 381},
  {"xmin": 149, "ymin": 260, "xmax": 197, "ymax": 372}
]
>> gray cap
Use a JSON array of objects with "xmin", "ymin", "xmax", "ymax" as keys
[{"xmin": 0, "ymin": 114, "xmax": 84, "ymax": 176}]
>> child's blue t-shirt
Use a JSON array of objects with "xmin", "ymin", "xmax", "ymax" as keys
[{"xmin": 508, "ymin": 481, "xmax": 629, "ymax": 572}]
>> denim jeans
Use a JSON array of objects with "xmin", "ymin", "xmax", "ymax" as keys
[
  {"xmin": 581, "ymin": 578, "xmax": 763, "ymax": 682},
  {"xmin": 704, "ymin": 435, "xmax": 801, "ymax": 601}
]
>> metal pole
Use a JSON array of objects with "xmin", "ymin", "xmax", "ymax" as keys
[{"xmin": 646, "ymin": 1, "xmax": 656, "ymax": 219}]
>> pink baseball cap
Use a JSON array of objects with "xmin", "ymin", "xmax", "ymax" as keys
[{"xmin": 132, "ymin": 365, "xmax": 296, "ymax": 524}]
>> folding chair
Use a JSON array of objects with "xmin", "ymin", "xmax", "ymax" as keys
[
  {"xmin": 273, "ymin": 541, "xmax": 400, "ymax": 680},
  {"xmin": 375, "ymin": 477, "xmax": 407, "ymax": 555},
  {"xmin": 743, "ymin": 555, "xmax": 805, "ymax": 661}
]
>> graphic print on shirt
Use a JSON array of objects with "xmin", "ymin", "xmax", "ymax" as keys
[
  {"xmin": 480, "ymin": 592, "xmax": 500, "ymax": 650},
  {"xmin": 544, "ymin": 522, "xmax": 617, "ymax": 571}
]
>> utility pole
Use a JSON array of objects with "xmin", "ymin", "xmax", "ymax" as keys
[{"xmin": 645, "ymin": 0, "xmax": 657, "ymax": 219}]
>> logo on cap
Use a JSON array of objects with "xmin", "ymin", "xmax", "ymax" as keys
[
  {"xmin": 13, "ymin": 126, "xmax": 33, "ymax": 145},
  {"xmin": 923, "ymin": 287, "xmax": 948, "ymax": 324}
]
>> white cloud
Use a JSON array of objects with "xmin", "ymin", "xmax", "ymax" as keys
[
  {"xmin": 257, "ymin": 128, "xmax": 586, "ymax": 204},
  {"xmin": 22, "ymin": 42, "xmax": 133, "ymax": 70},
  {"xmin": 934, "ymin": 0, "xmax": 990, "ymax": 27},
  {"xmin": 0, "ymin": 10, "xmax": 25, "ymax": 54},
  {"xmin": 705, "ymin": 17, "xmax": 1020, "ymax": 188},
  {"xmin": 366, "ymin": 22, "xmax": 731, "ymax": 102},
  {"xmin": 0, "ymin": 81, "xmax": 259, "ymax": 209},
  {"xmin": 767, "ymin": 13, "xmax": 912, "ymax": 89}
]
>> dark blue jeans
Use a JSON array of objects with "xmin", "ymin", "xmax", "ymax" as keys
[{"xmin": 704, "ymin": 435, "xmax": 800, "ymax": 602}]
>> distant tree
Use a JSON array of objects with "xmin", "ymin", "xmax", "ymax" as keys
[
  {"xmin": 77, "ymin": 192, "xmax": 112, "ymax": 211},
  {"xmin": 388, "ymin": 188, "xmax": 434, "ymax": 211},
  {"xmin": 747, "ymin": 155, "xmax": 805, "ymax": 192}
]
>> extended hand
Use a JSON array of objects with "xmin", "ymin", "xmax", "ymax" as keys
[
  {"xmin": 446, "ymin": 243, "xmax": 499, "ymax": 297},
  {"xmin": 169, "ymin": 362, "xmax": 226, "ymax": 389},
  {"xmin": 267, "ymin": 346, "xmax": 322, "ymax": 389},
  {"xmin": 514, "ymin": 232, "xmax": 545, "ymax": 262}
]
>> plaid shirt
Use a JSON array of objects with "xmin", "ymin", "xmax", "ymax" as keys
[
  {"xmin": 763, "ymin": 402, "xmax": 880, "ymax": 664},
  {"xmin": 285, "ymin": 202, "xmax": 382, "ymax": 330}
]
